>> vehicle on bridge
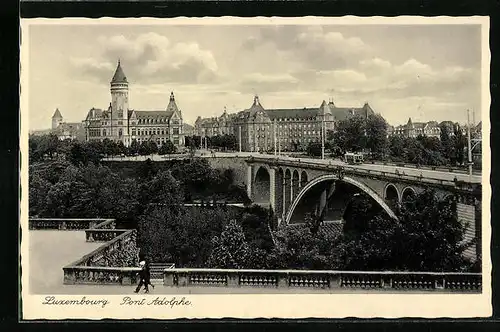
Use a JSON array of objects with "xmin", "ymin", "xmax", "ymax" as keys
[{"xmin": 344, "ymin": 152, "xmax": 364, "ymax": 164}]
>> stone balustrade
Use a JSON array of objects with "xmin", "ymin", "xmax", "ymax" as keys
[
  {"xmin": 63, "ymin": 266, "xmax": 141, "ymax": 285},
  {"xmin": 29, "ymin": 218, "xmax": 108, "ymax": 230},
  {"xmin": 163, "ymin": 269, "xmax": 481, "ymax": 292},
  {"xmin": 85, "ymin": 229, "xmax": 127, "ymax": 242},
  {"xmin": 93, "ymin": 219, "xmax": 116, "ymax": 229},
  {"xmin": 68, "ymin": 229, "xmax": 138, "ymax": 268}
]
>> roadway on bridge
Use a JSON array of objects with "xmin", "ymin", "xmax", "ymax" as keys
[
  {"xmin": 258, "ymin": 153, "xmax": 482, "ymax": 184},
  {"xmin": 104, "ymin": 152, "xmax": 481, "ymax": 184}
]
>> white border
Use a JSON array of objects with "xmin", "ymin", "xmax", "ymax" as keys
[{"xmin": 20, "ymin": 16, "xmax": 492, "ymax": 320}]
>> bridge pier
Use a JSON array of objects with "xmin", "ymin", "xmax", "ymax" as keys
[
  {"xmin": 269, "ymin": 167, "xmax": 276, "ymax": 213},
  {"xmin": 246, "ymin": 165, "xmax": 252, "ymax": 201}
]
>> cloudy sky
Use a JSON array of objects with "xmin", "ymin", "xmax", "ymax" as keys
[{"xmin": 27, "ymin": 22, "xmax": 483, "ymax": 130}]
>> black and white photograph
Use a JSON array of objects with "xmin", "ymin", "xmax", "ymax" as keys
[{"xmin": 20, "ymin": 17, "xmax": 491, "ymax": 319}]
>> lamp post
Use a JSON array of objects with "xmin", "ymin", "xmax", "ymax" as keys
[
  {"xmin": 273, "ymin": 120, "xmax": 277, "ymax": 156},
  {"xmin": 467, "ymin": 109, "xmax": 473, "ymax": 180},
  {"xmin": 321, "ymin": 117, "xmax": 325, "ymax": 160},
  {"xmin": 238, "ymin": 125, "xmax": 242, "ymax": 153}
]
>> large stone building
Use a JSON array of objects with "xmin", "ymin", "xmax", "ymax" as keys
[
  {"xmin": 49, "ymin": 108, "xmax": 86, "ymax": 141},
  {"xmin": 195, "ymin": 96, "xmax": 375, "ymax": 152},
  {"xmin": 390, "ymin": 118, "xmax": 482, "ymax": 140},
  {"xmin": 84, "ymin": 61, "xmax": 185, "ymax": 148}
]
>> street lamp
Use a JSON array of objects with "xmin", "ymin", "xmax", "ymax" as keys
[
  {"xmin": 321, "ymin": 116, "xmax": 325, "ymax": 160},
  {"xmin": 467, "ymin": 109, "xmax": 473, "ymax": 180},
  {"xmin": 273, "ymin": 120, "xmax": 277, "ymax": 156}
]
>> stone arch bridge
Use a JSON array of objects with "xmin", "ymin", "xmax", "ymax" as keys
[{"xmin": 245, "ymin": 155, "xmax": 482, "ymax": 259}]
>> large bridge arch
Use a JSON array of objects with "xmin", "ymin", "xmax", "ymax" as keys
[{"xmin": 284, "ymin": 174, "xmax": 398, "ymax": 225}]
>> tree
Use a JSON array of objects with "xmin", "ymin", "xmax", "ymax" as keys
[
  {"xmin": 393, "ymin": 190, "xmax": 473, "ymax": 271},
  {"xmin": 36, "ymin": 134, "xmax": 60, "ymax": 159},
  {"xmin": 389, "ymin": 135, "xmax": 406, "ymax": 161},
  {"xmin": 267, "ymin": 224, "xmax": 340, "ymax": 270},
  {"xmin": 138, "ymin": 141, "xmax": 151, "ymax": 156},
  {"xmin": 333, "ymin": 116, "xmax": 367, "ymax": 152},
  {"xmin": 306, "ymin": 141, "xmax": 322, "ymax": 157},
  {"xmin": 158, "ymin": 140, "xmax": 177, "ymax": 155},
  {"xmin": 129, "ymin": 139, "xmax": 140, "ymax": 155},
  {"xmin": 141, "ymin": 170, "xmax": 183, "ymax": 207},
  {"xmin": 439, "ymin": 122, "xmax": 454, "ymax": 163},
  {"xmin": 366, "ymin": 114, "xmax": 389, "ymax": 159},
  {"xmin": 343, "ymin": 194, "xmax": 384, "ymax": 235},
  {"xmin": 148, "ymin": 140, "xmax": 159, "ymax": 155},
  {"xmin": 454, "ymin": 124, "xmax": 466, "ymax": 165},
  {"xmin": 207, "ymin": 220, "xmax": 252, "ymax": 269},
  {"xmin": 29, "ymin": 172, "xmax": 51, "ymax": 216},
  {"xmin": 336, "ymin": 190, "xmax": 474, "ymax": 272}
]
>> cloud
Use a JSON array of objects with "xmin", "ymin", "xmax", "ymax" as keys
[
  {"xmin": 70, "ymin": 32, "xmax": 219, "ymax": 85},
  {"xmin": 238, "ymin": 73, "xmax": 300, "ymax": 93},
  {"xmin": 241, "ymin": 26, "xmax": 371, "ymax": 70}
]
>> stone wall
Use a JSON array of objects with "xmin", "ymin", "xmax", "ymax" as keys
[
  {"xmin": 456, "ymin": 203, "xmax": 477, "ymax": 260},
  {"xmin": 207, "ymin": 157, "xmax": 248, "ymax": 188}
]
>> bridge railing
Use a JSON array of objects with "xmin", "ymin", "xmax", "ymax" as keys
[
  {"xmin": 85, "ymin": 229, "xmax": 128, "ymax": 242},
  {"xmin": 28, "ymin": 218, "xmax": 108, "ymax": 230},
  {"xmin": 63, "ymin": 266, "xmax": 141, "ymax": 285},
  {"xmin": 163, "ymin": 268, "xmax": 481, "ymax": 292},
  {"xmin": 247, "ymin": 156, "xmax": 481, "ymax": 187}
]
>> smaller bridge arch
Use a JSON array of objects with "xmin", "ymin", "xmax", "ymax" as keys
[
  {"xmin": 300, "ymin": 171, "xmax": 308, "ymax": 188},
  {"xmin": 401, "ymin": 186, "xmax": 417, "ymax": 202},
  {"xmin": 253, "ymin": 166, "xmax": 270, "ymax": 203},
  {"xmin": 285, "ymin": 174, "xmax": 398, "ymax": 226},
  {"xmin": 384, "ymin": 183, "xmax": 400, "ymax": 202}
]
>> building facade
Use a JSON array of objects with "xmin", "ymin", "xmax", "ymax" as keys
[
  {"xmin": 84, "ymin": 61, "xmax": 185, "ymax": 148},
  {"xmin": 390, "ymin": 118, "xmax": 481, "ymax": 140},
  {"xmin": 50, "ymin": 108, "xmax": 86, "ymax": 141},
  {"xmin": 195, "ymin": 96, "xmax": 375, "ymax": 152}
]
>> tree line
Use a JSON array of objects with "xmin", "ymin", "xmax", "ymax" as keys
[
  {"xmin": 185, "ymin": 134, "xmax": 238, "ymax": 151},
  {"xmin": 29, "ymin": 134, "xmax": 179, "ymax": 165},
  {"xmin": 204, "ymin": 190, "xmax": 479, "ymax": 272},
  {"xmin": 305, "ymin": 114, "xmax": 477, "ymax": 168}
]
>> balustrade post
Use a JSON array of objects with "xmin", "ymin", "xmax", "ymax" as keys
[
  {"xmin": 163, "ymin": 270, "xmax": 175, "ymax": 286},
  {"xmin": 381, "ymin": 275, "xmax": 393, "ymax": 289},
  {"xmin": 178, "ymin": 273, "xmax": 189, "ymax": 287},
  {"xmin": 329, "ymin": 273, "xmax": 341, "ymax": 289},
  {"xmin": 227, "ymin": 272, "xmax": 239, "ymax": 287},
  {"xmin": 63, "ymin": 269, "xmax": 76, "ymax": 285},
  {"xmin": 122, "ymin": 273, "xmax": 133, "ymax": 286},
  {"xmin": 435, "ymin": 278, "xmax": 445, "ymax": 290},
  {"xmin": 277, "ymin": 273, "xmax": 289, "ymax": 289},
  {"xmin": 60, "ymin": 221, "xmax": 66, "ymax": 230}
]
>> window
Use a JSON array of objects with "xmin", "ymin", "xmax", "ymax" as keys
[
  {"xmin": 118, "ymin": 121, "xmax": 123, "ymax": 125},
  {"xmin": 132, "ymin": 129, "xmax": 136, "ymax": 136},
  {"xmin": 173, "ymin": 127, "xmax": 180, "ymax": 135},
  {"xmin": 119, "ymin": 129, "xmax": 123, "ymax": 137},
  {"xmin": 103, "ymin": 129, "xmax": 106, "ymax": 136}
]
